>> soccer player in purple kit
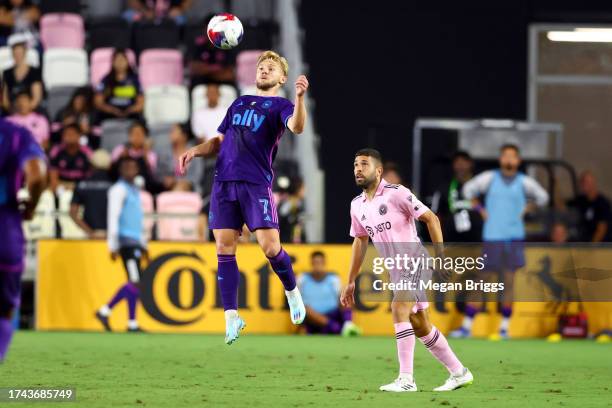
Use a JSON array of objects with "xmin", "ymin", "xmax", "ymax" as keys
[
  {"xmin": 179, "ymin": 51, "xmax": 309, "ymax": 344},
  {"xmin": 0, "ymin": 119, "xmax": 47, "ymax": 361}
]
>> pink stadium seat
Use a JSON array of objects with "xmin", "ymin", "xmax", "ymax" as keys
[
  {"xmin": 90, "ymin": 48, "xmax": 137, "ymax": 87},
  {"xmin": 139, "ymin": 49, "xmax": 183, "ymax": 90},
  {"xmin": 140, "ymin": 190, "xmax": 155, "ymax": 241},
  {"xmin": 40, "ymin": 13, "xmax": 85, "ymax": 49},
  {"xmin": 236, "ymin": 50, "xmax": 264, "ymax": 89},
  {"xmin": 156, "ymin": 192, "xmax": 203, "ymax": 241}
]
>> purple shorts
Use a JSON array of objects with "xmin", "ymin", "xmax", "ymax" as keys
[
  {"xmin": 482, "ymin": 241, "xmax": 525, "ymax": 272},
  {"xmin": 0, "ymin": 271, "xmax": 22, "ymax": 315},
  {"xmin": 209, "ymin": 180, "xmax": 278, "ymax": 232}
]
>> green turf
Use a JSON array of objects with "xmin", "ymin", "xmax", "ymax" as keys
[{"xmin": 1, "ymin": 332, "xmax": 611, "ymax": 407}]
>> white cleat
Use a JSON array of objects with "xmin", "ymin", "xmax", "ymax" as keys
[
  {"xmin": 224, "ymin": 313, "xmax": 246, "ymax": 345},
  {"xmin": 285, "ymin": 287, "xmax": 306, "ymax": 325},
  {"xmin": 379, "ymin": 376, "xmax": 418, "ymax": 392},
  {"xmin": 433, "ymin": 368, "xmax": 474, "ymax": 391}
]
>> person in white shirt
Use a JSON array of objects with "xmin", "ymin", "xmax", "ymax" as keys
[{"xmin": 191, "ymin": 84, "xmax": 227, "ymax": 143}]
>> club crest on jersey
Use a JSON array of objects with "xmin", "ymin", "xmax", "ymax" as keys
[
  {"xmin": 232, "ymin": 109, "xmax": 266, "ymax": 132},
  {"xmin": 262, "ymin": 100, "xmax": 272, "ymax": 109},
  {"xmin": 379, "ymin": 204, "xmax": 388, "ymax": 215}
]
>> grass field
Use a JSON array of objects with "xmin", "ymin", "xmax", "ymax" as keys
[{"xmin": 2, "ymin": 332, "xmax": 611, "ymax": 407}]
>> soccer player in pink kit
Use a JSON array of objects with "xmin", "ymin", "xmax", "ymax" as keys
[{"xmin": 340, "ymin": 149, "xmax": 473, "ymax": 392}]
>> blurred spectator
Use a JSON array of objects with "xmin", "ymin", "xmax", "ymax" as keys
[
  {"xmin": 298, "ymin": 251, "xmax": 361, "ymax": 336},
  {"xmin": 0, "ymin": 0, "xmax": 40, "ymax": 46},
  {"xmin": 189, "ymin": 17, "xmax": 235, "ymax": 86},
  {"xmin": 431, "ymin": 151, "xmax": 482, "ymax": 242},
  {"xmin": 49, "ymin": 124, "xmax": 92, "ymax": 191},
  {"xmin": 111, "ymin": 121, "xmax": 157, "ymax": 174},
  {"xmin": 191, "ymin": 83, "xmax": 226, "ymax": 142},
  {"xmin": 94, "ymin": 49, "xmax": 144, "ymax": 122},
  {"xmin": 55, "ymin": 87, "xmax": 97, "ymax": 149},
  {"xmin": 6, "ymin": 90, "xmax": 49, "ymax": 149},
  {"xmin": 157, "ymin": 123, "xmax": 202, "ymax": 191},
  {"xmin": 568, "ymin": 171, "xmax": 611, "ymax": 242},
  {"xmin": 123, "ymin": 0, "xmax": 192, "ymax": 25},
  {"xmin": 382, "ymin": 161, "xmax": 402, "ymax": 185},
  {"xmin": 278, "ymin": 177, "xmax": 305, "ymax": 243},
  {"xmin": 70, "ymin": 149, "xmax": 113, "ymax": 239},
  {"xmin": 2, "ymin": 33, "xmax": 42, "ymax": 112},
  {"xmin": 550, "ymin": 221, "xmax": 569, "ymax": 244}
]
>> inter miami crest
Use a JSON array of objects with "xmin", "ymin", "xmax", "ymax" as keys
[{"xmin": 379, "ymin": 204, "xmax": 388, "ymax": 215}]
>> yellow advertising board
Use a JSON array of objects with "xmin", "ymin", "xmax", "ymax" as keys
[{"xmin": 36, "ymin": 240, "xmax": 612, "ymax": 337}]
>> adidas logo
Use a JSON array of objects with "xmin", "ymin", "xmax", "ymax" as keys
[{"xmin": 361, "ymin": 214, "xmax": 366, "ymax": 221}]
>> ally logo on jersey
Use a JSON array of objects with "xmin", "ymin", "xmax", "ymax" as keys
[{"xmin": 231, "ymin": 99, "xmax": 274, "ymax": 133}]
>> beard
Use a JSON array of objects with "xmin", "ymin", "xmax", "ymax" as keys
[
  {"xmin": 256, "ymin": 78, "xmax": 279, "ymax": 91},
  {"xmin": 355, "ymin": 174, "xmax": 377, "ymax": 189}
]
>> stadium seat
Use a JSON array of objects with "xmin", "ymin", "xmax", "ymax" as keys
[
  {"xmin": 149, "ymin": 124, "xmax": 173, "ymax": 153},
  {"xmin": 236, "ymin": 50, "xmax": 263, "ymax": 89},
  {"xmin": 39, "ymin": 0, "xmax": 81, "ymax": 14},
  {"xmin": 22, "ymin": 189, "xmax": 56, "ymax": 240},
  {"xmin": 57, "ymin": 189, "xmax": 87, "ymax": 239},
  {"xmin": 85, "ymin": 0, "xmax": 125, "ymax": 18},
  {"xmin": 46, "ymin": 86, "xmax": 78, "ymax": 120},
  {"xmin": 90, "ymin": 48, "xmax": 137, "ymax": 87},
  {"xmin": 184, "ymin": 0, "xmax": 224, "ymax": 22},
  {"xmin": 132, "ymin": 20, "xmax": 180, "ymax": 54},
  {"xmin": 42, "ymin": 49, "xmax": 88, "ymax": 90},
  {"xmin": 39, "ymin": 13, "xmax": 85, "ymax": 49},
  {"xmin": 0, "ymin": 46, "xmax": 39, "ymax": 70},
  {"xmin": 140, "ymin": 190, "xmax": 155, "ymax": 241},
  {"xmin": 191, "ymin": 84, "xmax": 237, "ymax": 112},
  {"xmin": 100, "ymin": 119, "xmax": 132, "ymax": 152},
  {"xmin": 156, "ymin": 191, "xmax": 203, "ymax": 241},
  {"xmin": 139, "ymin": 49, "xmax": 183, "ymax": 90},
  {"xmin": 88, "ymin": 18, "xmax": 131, "ymax": 51},
  {"xmin": 144, "ymin": 85, "xmax": 189, "ymax": 126},
  {"xmin": 240, "ymin": 20, "xmax": 278, "ymax": 50}
]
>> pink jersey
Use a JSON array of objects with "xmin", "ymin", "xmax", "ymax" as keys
[
  {"xmin": 349, "ymin": 178, "xmax": 431, "ymax": 310},
  {"xmin": 350, "ymin": 179, "xmax": 429, "ymax": 244}
]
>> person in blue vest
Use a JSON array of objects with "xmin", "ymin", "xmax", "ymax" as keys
[
  {"xmin": 95, "ymin": 157, "xmax": 148, "ymax": 332},
  {"xmin": 451, "ymin": 144, "xmax": 549, "ymax": 339}
]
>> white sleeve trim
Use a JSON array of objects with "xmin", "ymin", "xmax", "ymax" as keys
[{"xmin": 462, "ymin": 171, "xmax": 494, "ymax": 200}]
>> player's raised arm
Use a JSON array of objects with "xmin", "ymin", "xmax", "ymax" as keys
[
  {"xmin": 178, "ymin": 134, "xmax": 224, "ymax": 175},
  {"xmin": 340, "ymin": 235, "xmax": 369, "ymax": 308},
  {"xmin": 287, "ymin": 75, "xmax": 309, "ymax": 134}
]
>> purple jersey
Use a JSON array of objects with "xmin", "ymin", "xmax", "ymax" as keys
[
  {"xmin": 216, "ymin": 95, "xmax": 294, "ymax": 186},
  {"xmin": 0, "ymin": 119, "xmax": 45, "ymax": 272}
]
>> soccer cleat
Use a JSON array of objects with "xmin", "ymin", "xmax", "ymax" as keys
[
  {"xmin": 285, "ymin": 288, "xmax": 306, "ymax": 325},
  {"xmin": 379, "ymin": 377, "xmax": 418, "ymax": 392},
  {"xmin": 433, "ymin": 368, "xmax": 473, "ymax": 391},
  {"xmin": 341, "ymin": 321, "xmax": 363, "ymax": 337},
  {"xmin": 95, "ymin": 311, "xmax": 112, "ymax": 332},
  {"xmin": 449, "ymin": 327, "xmax": 471, "ymax": 338},
  {"xmin": 225, "ymin": 315, "xmax": 246, "ymax": 345},
  {"xmin": 127, "ymin": 327, "xmax": 145, "ymax": 333}
]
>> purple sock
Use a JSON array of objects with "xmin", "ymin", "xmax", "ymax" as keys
[
  {"xmin": 267, "ymin": 248, "xmax": 296, "ymax": 291},
  {"xmin": 126, "ymin": 283, "xmax": 139, "ymax": 320},
  {"xmin": 323, "ymin": 319, "xmax": 342, "ymax": 334},
  {"xmin": 342, "ymin": 308, "xmax": 353, "ymax": 322},
  {"xmin": 218, "ymin": 254, "xmax": 239, "ymax": 310},
  {"xmin": 501, "ymin": 305, "xmax": 512, "ymax": 318},
  {"xmin": 108, "ymin": 284, "xmax": 130, "ymax": 308},
  {"xmin": 0, "ymin": 318, "xmax": 13, "ymax": 361},
  {"xmin": 465, "ymin": 304, "xmax": 478, "ymax": 318}
]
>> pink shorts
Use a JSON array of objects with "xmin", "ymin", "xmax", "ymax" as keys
[{"xmin": 412, "ymin": 301, "xmax": 429, "ymax": 314}]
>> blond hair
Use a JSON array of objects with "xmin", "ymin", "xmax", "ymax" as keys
[{"xmin": 256, "ymin": 50, "xmax": 289, "ymax": 76}]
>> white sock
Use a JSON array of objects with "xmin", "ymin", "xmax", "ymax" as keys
[
  {"xmin": 285, "ymin": 286, "xmax": 300, "ymax": 299},
  {"xmin": 452, "ymin": 367, "xmax": 467, "ymax": 377},
  {"xmin": 500, "ymin": 317, "xmax": 510, "ymax": 332},
  {"xmin": 127, "ymin": 319, "xmax": 138, "ymax": 330},
  {"xmin": 225, "ymin": 309, "xmax": 238, "ymax": 320},
  {"xmin": 398, "ymin": 373, "xmax": 414, "ymax": 382},
  {"xmin": 98, "ymin": 305, "xmax": 111, "ymax": 317},
  {"xmin": 461, "ymin": 316, "xmax": 473, "ymax": 331}
]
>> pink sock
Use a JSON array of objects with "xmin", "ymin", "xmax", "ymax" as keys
[
  {"xmin": 394, "ymin": 322, "xmax": 415, "ymax": 375},
  {"xmin": 418, "ymin": 326, "xmax": 464, "ymax": 375}
]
